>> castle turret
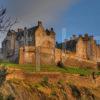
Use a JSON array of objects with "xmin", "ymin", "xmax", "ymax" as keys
[
  {"xmin": 50, "ymin": 28, "xmax": 54, "ymax": 32},
  {"xmin": 72, "ymin": 34, "xmax": 77, "ymax": 40},
  {"xmin": 38, "ymin": 21, "xmax": 42, "ymax": 27},
  {"xmin": 50, "ymin": 27, "xmax": 55, "ymax": 38},
  {"xmin": 17, "ymin": 28, "xmax": 23, "ymax": 32},
  {"xmin": 35, "ymin": 21, "xmax": 44, "ymax": 47},
  {"xmin": 76, "ymin": 35, "xmax": 87, "ymax": 59},
  {"xmin": 23, "ymin": 27, "xmax": 29, "ymax": 45},
  {"xmin": 84, "ymin": 33, "xmax": 89, "ymax": 41}
]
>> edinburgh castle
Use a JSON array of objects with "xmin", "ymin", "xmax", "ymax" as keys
[{"xmin": 2, "ymin": 21, "xmax": 100, "ymax": 68}]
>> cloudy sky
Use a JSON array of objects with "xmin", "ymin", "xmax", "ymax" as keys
[{"xmin": 0, "ymin": 0, "xmax": 100, "ymax": 45}]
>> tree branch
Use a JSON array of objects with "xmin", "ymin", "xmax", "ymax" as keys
[{"xmin": 0, "ymin": 8, "xmax": 17, "ymax": 32}]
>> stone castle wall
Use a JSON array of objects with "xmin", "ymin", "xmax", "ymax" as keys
[
  {"xmin": 5, "ymin": 37, "xmax": 99, "ymax": 69},
  {"xmin": 19, "ymin": 46, "xmax": 55, "ymax": 66},
  {"xmin": 97, "ymin": 46, "xmax": 100, "ymax": 62},
  {"xmin": 54, "ymin": 48, "xmax": 97, "ymax": 69},
  {"xmin": 75, "ymin": 36, "xmax": 100, "ymax": 62},
  {"xmin": 19, "ymin": 46, "xmax": 36, "ymax": 64},
  {"xmin": 76, "ymin": 37, "xmax": 87, "ymax": 59}
]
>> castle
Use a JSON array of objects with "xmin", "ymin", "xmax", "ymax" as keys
[{"xmin": 2, "ymin": 21, "xmax": 100, "ymax": 68}]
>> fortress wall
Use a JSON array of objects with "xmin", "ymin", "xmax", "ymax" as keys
[
  {"xmin": 19, "ymin": 46, "xmax": 55, "ymax": 65},
  {"xmin": 55, "ymin": 49, "xmax": 62, "ymax": 63},
  {"xmin": 55, "ymin": 48, "xmax": 97, "ymax": 69},
  {"xmin": 63, "ymin": 58, "xmax": 97, "ymax": 69},
  {"xmin": 90, "ymin": 39, "xmax": 97, "ymax": 61},
  {"xmin": 86, "ymin": 40, "xmax": 93, "ymax": 60},
  {"xmin": 76, "ymin": 38, "xmax": 87, "ymax": 60},
  {"xmin": 97, "ymin": 46, "xmax": 100, "ymax": 62},
  {"xmin": 39, "ymin": 47, "xmax": 55, "ymax": 65},
  {"xmin": 18, "ymin": 45, "xmax": 97, "ymax": 69},
  {"xmin": 19, "ymin": 46, "xmax": 36, "ymax": 65}
]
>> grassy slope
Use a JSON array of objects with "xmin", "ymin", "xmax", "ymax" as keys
[
  {"xmin": 0, "ymin": 63, "xmax": 100, "ymax": 99},
  {"xmin": 0, "ymin": 62, "xmax": 99, "ymax": 76}
]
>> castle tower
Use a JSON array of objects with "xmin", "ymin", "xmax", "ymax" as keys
[
  {"xmin": 24, "ymin": 27, "xmax": 28, "ymax": 46},
  {"xmin": 90, "ymin": 37, "xmax": 97, "ymax": 61},
  {"xmin": 76, "ymin": 35, "xmax": 87, "ymax": 59},
  {"xmin": 97, "ymin": 45, "xmax": 100, "ymax": 62},
  {"xmin": 35, "ymin": 21, "xmax": 44, "ymax": 47},
  {"xmin": 7, "ymin": 30, "xmax": 16, "ymax": 50}
]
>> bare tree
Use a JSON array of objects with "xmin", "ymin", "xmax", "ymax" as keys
[{"xmin": 0, "ymin": 8, "xmax": 17, "ymax": 32}]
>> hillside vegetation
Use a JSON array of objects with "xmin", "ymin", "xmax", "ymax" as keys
[
  {"xmin": 0, "ymin": 63, "xmax": 100, "ymax": 100},
  {"xmin": 0, "ymin": 77, "xmax": 100, "ymax": 100},
  {"xmin": 0, "ymin": 62, "xmax": 99, "ymax": 76}
]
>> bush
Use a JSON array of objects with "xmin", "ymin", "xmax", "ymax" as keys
[
  {"xmin": 57, "ymin": 79, "xmax": 64, "ymax": 85},
  {"xmin": 69, "ymin": 84, "xmax": 81, "ymax": 99},
  {"xmin": 41, "ymin": 77, "xmax": 49, "ymax": 86},
  {"xmin": 6, "ymin": 94, "xmax": 15, "ymax": 100},
  {"xmin": 97, "ymin": 62, "xmax": 100, "ymax": 70},
  {"xmin": 57, "ymin": 61, "xmax": 64, "ymax": 68},
  {"xmin": 0, "ymin": 92, "xmax": 3, "ymax": 100},
  {"xmin": 0, "ymin": 67, "xmax": 8, "ymax": 86},
  {"xmin": 50, "ymin": 91, "xmax": 57, "ymax": 96}
]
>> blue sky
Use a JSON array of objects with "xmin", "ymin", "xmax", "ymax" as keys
[
  {"xmin": 0, "ymin": 0, "xmax": 100, "ymax": 44},
  {"xmin": 55, "ymin": 0, "xmax": 100, "ymax": 43}
]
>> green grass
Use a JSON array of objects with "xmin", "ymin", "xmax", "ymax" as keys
[
  {"xmin": 63, "ymin": 67, "xmax": 92, "ymax": 76},
  {"xmin": 0, "ymin": 62, "xmax": 35, "ymax": 73},
  {"xmin": 0, "ymin": 62, "xmax": 99, "ymax": 76}
]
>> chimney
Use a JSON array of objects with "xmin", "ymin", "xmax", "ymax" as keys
[
  {"xmin": 18, "ymin": 28, "xmax": 23, "ymax": 32},
  {"xmin": 51, "ymin": 28, "xmax": 54, "ymax": 32},
  {"xmin": 64, "ymin": 39, "xmax": 68, "ymax": 43},
  {"xmin": 79, "ymin": 35, "xmax": 82, "ymax": 38},
  {"xmin": 90, "ymin": 35, "xmax": 94, "ymax": 40},
  {"xmin": 24, "ymin": 27, "xmax": 27, "ymax": 30},
  {"xmin": 38, "ymin": 21, "xmax": 42, "ymax": 26},
  {"xmin": 84, "ymin": 33, "xmax": 89, "ymax": 40},
  {"xmin": 84, "ymin": 33, "xmax": 88, "ymax": 38},
  {"xmin": 72, "ymin": 34, "xmax": 77, "ymax": 40}
]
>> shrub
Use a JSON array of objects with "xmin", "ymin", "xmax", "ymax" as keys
[
  {"xmin": 0, "ymin": 92, "xmax": 3, "ymax": 100},
  {"xmin": 57, "ymin": 79, "xmax": 64, "ymax": 85},
  {"xmin": 0, "ymin": 67, "xmax": 8, "ymax": 86},
  {"xmin": 57, "ymin": 61, "xmax": 64, "ymax": 68},
  {"xmin": 80, "ymin": 74, "xmax": 85, "ymax": 76},
  {"xmin": 41, "ymin": 77, "xmax": 49, "ymax": 86},
  {"xmin": 61, "ymin": 90, "xmax": 68, "ymax": 100},
  {"xmin": 97, "ymin": 62, "xmax": 100, "ymax": 70},
  {"xmin": 50, "ymin": 91, "xmax": 57, "ymax": 96},
  {"xmin": 69, "ymin": 84, "xmax": 81, "ymax": 99},
  {"xmin": 6, "ymin": 94, "xmax": 15, "ymax": 100}
]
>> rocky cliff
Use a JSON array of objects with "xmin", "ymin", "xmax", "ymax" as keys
[
  {"xmin": 0, "ymin": 78, "xmax": 100, "ymax": 100},
  {"xmin": 0, "ymin": 68, "xmax": 100, "ymax": 100}
]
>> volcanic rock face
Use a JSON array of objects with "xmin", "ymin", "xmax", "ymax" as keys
[
  {"xmin": 0, "ymin": 68, "xmax": 100, "ymax": 100},
  {"xmin": 0, "ymin": 78, "xmax": 100, "ymax": 100}
]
